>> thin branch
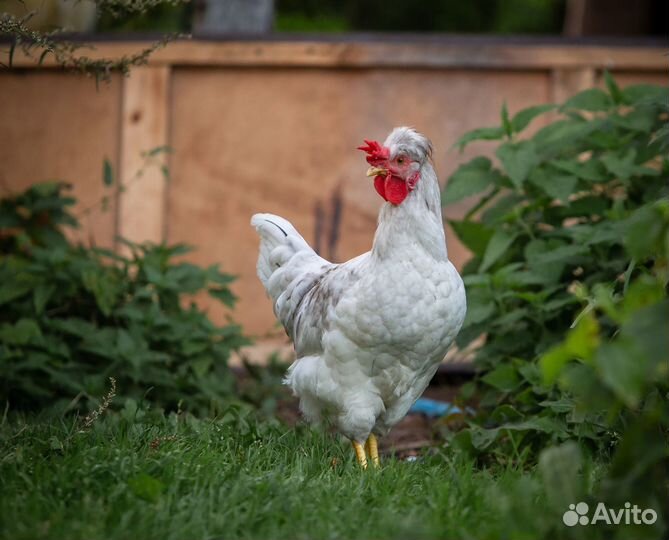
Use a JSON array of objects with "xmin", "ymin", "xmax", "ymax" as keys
[
  {"xmin": 0, "ymin": 12, "xmax": 186, "ymax": 82},
  {"xmin": 93, "ymin": 0, "xmax": 190, "ymax": 18}
]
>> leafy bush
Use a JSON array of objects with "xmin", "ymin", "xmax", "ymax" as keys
[
  {"xmin": 0, "ymin": 181, "xmax": 250, "ymax": 414},
  {"xmin": 442, "ymin": 76, "xmax": 668, "ymax": 514}
]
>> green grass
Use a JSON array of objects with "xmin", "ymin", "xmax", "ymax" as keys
[{"xmin": 0, "ymin": 406, "xmax": 660, "ymax": 540}]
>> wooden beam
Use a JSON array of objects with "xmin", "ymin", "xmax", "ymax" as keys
[
  {"xmin": 6, "ymin": 40, "xmax": 668, "ymax": 71},
  {"xmin": 550, "ymin": 67, "xmax": 597, "ymax": 103},
  {"xmin": 117, "ymin": 65, "xmax": 170, "ymax": 249}
]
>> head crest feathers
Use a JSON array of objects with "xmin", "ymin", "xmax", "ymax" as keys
[{"xmin": 357, "ymin": 139, "xmax": 390, "ymax": 166}]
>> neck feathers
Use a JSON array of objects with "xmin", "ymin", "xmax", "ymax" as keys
[{"xmin": 371, "ymin": 163, "xmax": 448, "ymax": 261}]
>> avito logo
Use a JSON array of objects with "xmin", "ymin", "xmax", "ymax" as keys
[{"xmin": 563, "ymin": 502, "xmax": 658, "ymax": 527}]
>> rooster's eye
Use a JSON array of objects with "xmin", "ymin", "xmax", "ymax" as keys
[{"xmin": 397, "ymin": 157, "xmax": 405, "ymax": 165}]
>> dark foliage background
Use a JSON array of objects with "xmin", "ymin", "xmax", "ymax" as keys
[
  {"xmin": 441, "ymin": 75, "xmax": 669, "ymax": 527},
  {"xmin": 0, "ymin": 181, "xmax": 250, "ymax": 415},
  {"xmin": 276, "ymin": 0, "xmax": 566, "ymax": 34}
]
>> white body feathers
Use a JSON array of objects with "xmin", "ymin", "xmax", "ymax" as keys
[{"xmin": 251, "ymin": 128, "xmax": 466, "ymax": 442}]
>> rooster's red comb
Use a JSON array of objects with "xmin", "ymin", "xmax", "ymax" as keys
[{"xmin": 357, "ymin": 139, "xmax": 389, "ymax": 165}]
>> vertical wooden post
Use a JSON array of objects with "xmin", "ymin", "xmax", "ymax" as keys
[
  {"xmin": 550, "ymin": 67, "xmax": 597, "ymax": 104},
  {"xmin": 117, "ymin": 65, "xmax": 170, "ymax": 249}
]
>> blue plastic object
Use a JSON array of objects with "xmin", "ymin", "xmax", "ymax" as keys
[{"xmin": 409, "ymin": 397, "xmax": 463, "ymax": 418}]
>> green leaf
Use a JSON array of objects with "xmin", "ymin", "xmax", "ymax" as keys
[
  {"xmin": 454, "ymin": 126, "xmax": 505, "ymax": 151},
  {"xmin": 463, "ymin": 300, "xmax": 495, "ymax": 326},
  {"xmin": 469, "ymin": 427, "xmax": 500, "ymax": 450},
  {"xmin": 622, "ymin": 84, "xmax": 669, "ymax": 106},
  {"xmin": 128, "ymin": 473, "xmax": 164, "ymax": 503},
  {"xmin": 165, "ymin": 244, "xmax": 194, "ymax": 257},
  {"xmin": 103, "ymin": 158, "xmax": 114, "ymax": 186},
  {"xmin": 448, "ymin": 220, "xmax": 494, "ymax": 256},
  {"xmin": 82, "ymin": 269, "xmax": 117, "ymax": 316},
  {"xmin": 480, "ymin": 229, "xmax": 518, "ymax": 272},
  {"xmin": 539, "ymin": 442, "xmax": 583, "ymax": 509},
  {"xmin": 209, "ymin": 287, "xmax": 236, "ymax": 307},
  {"xmin": 523, "ymin": 238, "xmax": 567, "ymax": 284},
  {"xmin": 541, "ymin": 295, "xmax": 579, "ymax": 313},
  {"xmin": 538, "ymin": 397, "xmax": 575, "ymax": 413},
  {"xmin": 565, "ymin": 311, "xmax": 600, "ymax": 363},
  {"xmin": 538, "ymin": 348, "xmax": 572, "ymax": 387},
  {"xmin": 527, "ymin": 169, "xmax": 577, "ymax": 203},
  {"xmin": 207, "ymin": 265, "xmax": 237, "ymax": 286},
  {"xmin": 602, "ymin": 71, "xmax": 625, "ymax": 105},
  {"xmin": 501, "ymin": 102, "xmax": 512, "ymax": 137},
  {"xmin": 619, "ymin": 277, "xmax": 666, "ymax": 323},
  {"xmin": 491, "ymin": 308, "xmax": 529, "ymax": 329},
  {"xmin": 49, "ymin": 436, "xmax": 64, "ymax": 452},
  {"xmin": 562, "ymin": 88, "xmax": 612, "ymax": 112},
  {"xmin": 442, "ymin": 157, "xmax": 501, "ymax": 205},
  {"xmin": 33, "ymin": 284, "xmax": 56, "ymax": 315},
  {"xmin": 495, "ymin": 141, "xmax": 539, "ymax": 187},
  {"xmin": 540, "ymin": 311, "xmax": 600, "ymax": 384},
  {"xmin": 551, "ymin": 158, "xmax": 607, "ymax": 182},
  {"xmin": 190, "ymin": 356, "xmax": 213, "ymax": 377},
  {"xmin": 619, "ymin": 300, "xmax": 669, "ymax": 369},
  {"xmin": 481, "ymin": 364, "xmax": 521, "ymax": 393},
  {"xmin": 601, "ymin": 148, "xmax": 658, "ymax": 181},
  {"xmin": 467, "ymin": 417, "xmax": 568, "ymax": 451},
  {"xmin": 167, "ymin": 263, "xmax": 206, "ymax": 292},
  {"xmin": 489, "ymin": 404, "xmax": 523, "ymax": 423},
  {"xmin": 553, "ymin": 195, "xmax": 610, "ymax": 219},
  {"xmin": 122, "ymin": 399, "xmax": 138, "ymax": 422},
  {"xmin": 595, "ymin": 341, "xmax": 645, "ymax": 408},
  {"xmin": 147, "ymin": 145, "xmax": 173, "ymax": 156},
  {"xmin": 49, "ymin": 317, "xmax": 97, "ymax": 338},
  {"xmin": 622, "ymin": 202, "xmax": 668, "ymax": 261},
  {"xmin": 510, "ymin": 104, "xmax": 555, "ymax": 133},
  {"xmin": 0, "ymin": 280, "xmax": 34, "ymax": 306},
  {"xmin": 610, "ymin": 108, "xmax": 657, "ymax": 133},
  {"xmin": 0, "ymin": 319, "xmax": 42, "ymax": 345},
  {"xmin": 529, "ymin": 244, "xmax": 588, "ymax": 265},
  {"xmin": 503, "ymin": 416, "xmax": 567, "ymax": 436},
  {"xmin": 160, "ymin": 164, "xmax": 170, "ymax": 182},
  {"xmin": 532, "ymin": 118, "xmax": 600, "ymax": 158},
  {"xmin": 480, "ymin": 192, "xmax": 524, "ymax": 225}
]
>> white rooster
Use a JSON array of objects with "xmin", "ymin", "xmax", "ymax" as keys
[{"xmin": 251, "ymin": 127, "xmax": 466, "ymax": 467}]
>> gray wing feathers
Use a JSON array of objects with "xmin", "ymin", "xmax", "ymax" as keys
[
  {"xmin": 251, "ymin": 213, "xmax": 334, "ymax": 347},
  {"xmin": 251, "ymin": 213, "xmax": 366, "ymax": 357},
  {"xmin": 251, "ymin": 213, "xmax": 313, "ymax": 288}
]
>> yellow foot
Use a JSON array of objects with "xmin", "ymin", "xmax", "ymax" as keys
[
  {"xmin": 352, "ymin": 440, "xmax": 367, "ymax": 469},
  {"xmin": 365, "ymin": 434, "xmax": 381, "ymax": 468}
]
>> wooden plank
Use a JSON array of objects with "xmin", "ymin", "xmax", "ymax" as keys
[
  {"xmin": 6, "ymin": 39, "xmax": 668, "ymax": 71},
  {"xmin": 117, "ymin": 65, "xmax": 170, "ymax": 247},
  {"xmin": 0, "ymin": 71, "xmax": 121, "ymax": 248},
  {"xmin": 603, "ymin": 71, "xmax": 669, "ymax": 88},
  {"xmin": 550, "ymin": 67, "xmax": 596, "ymax": 103}
]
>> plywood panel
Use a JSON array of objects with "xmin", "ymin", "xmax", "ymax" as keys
[
  {"xmin": 118, "ymin": 66, "xmax": 170, "ymax": 247},
  {"xmin": 168, "ymin": 68, "xmax": 550, "ymax": 335},
  {"xmin": 0, "ymin": 72, "xmax": 122, "ymax": 247},
  {"xmin": 602, "ymin": 71, "xmax": 668, "ymax": 88},
  {"xmin": 551, "ymin": 68, "xmax": 596, "ymax": 103}
]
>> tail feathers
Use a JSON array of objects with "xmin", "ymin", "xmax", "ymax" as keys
[{"xmin": 250, "ymin": 213, "xmax": 315, "ymax": 289}]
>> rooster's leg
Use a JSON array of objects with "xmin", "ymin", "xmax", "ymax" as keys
[
  {"xmin": 365, "ymin": 434, "xmax": 380, "ymax": 467},
  {"xmin": 351, "ymin": 440, "xmax": 367, "ymax": 469}
]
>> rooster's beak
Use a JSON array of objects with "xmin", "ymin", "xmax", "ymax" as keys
[{"xmin": 366, "ymin": 167, "xmax": 388, "ymax": 177}]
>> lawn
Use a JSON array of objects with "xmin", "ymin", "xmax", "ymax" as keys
[{"xmin": 2, "ymin": 405, "xmax": 661, "ymax": 540}]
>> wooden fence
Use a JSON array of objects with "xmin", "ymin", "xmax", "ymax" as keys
[{"xmin": 1, "ymin": 37, "xmax": 666, "ymax": 345}]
